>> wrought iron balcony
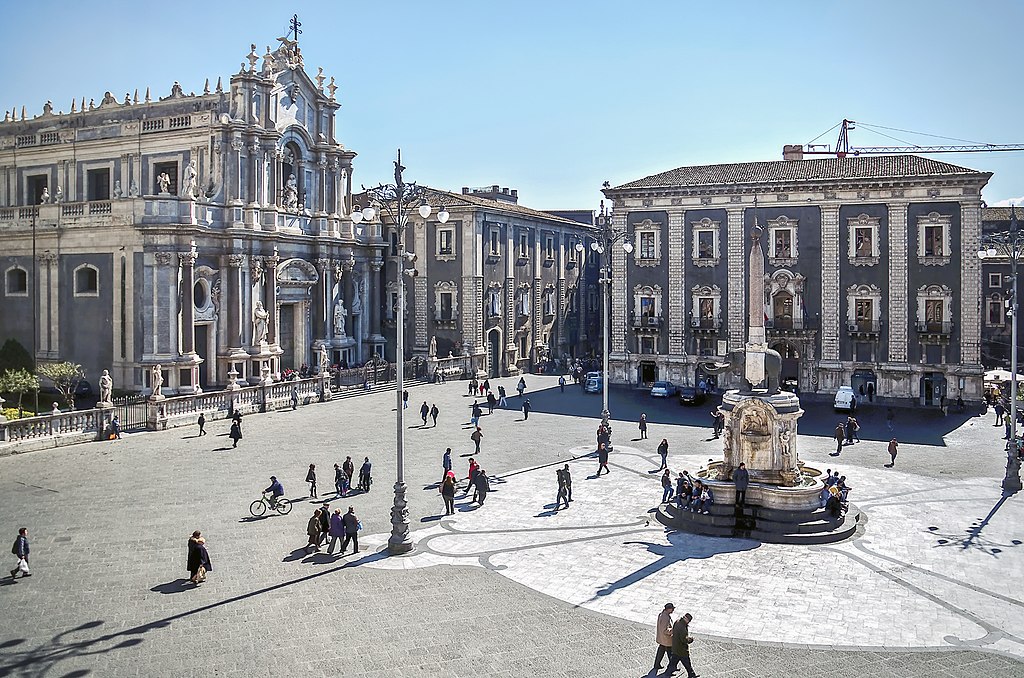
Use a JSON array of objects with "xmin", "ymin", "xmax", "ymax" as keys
[
  {"xmin": 631, "ymin": 312, "xmax": 663, "ymax": 330},
  {"xmin": 847, "ymin": 319, "xmax": 883, "ymax": 336},
  {"xmin": 915, "ymin": 320, "xmax": 954, "ymax": 335},
  {"xmin": 765, "ymin": 316, "xmax": 818, "ymax": 333},
  {"xmin": 690, "ymin": 316, "xmax": 722, "ymax": 334}
]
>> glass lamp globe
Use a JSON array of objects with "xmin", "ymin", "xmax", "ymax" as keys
[
  {"xmin": 362, "ymin": 207, "xmax": 377, "ymax": 222},
  {"xmin": 418, "ymin": 203, "xmax": 432, "ymax": 219},
  {"xmin": 622, "ymin": 241, "xmax": 635, "ymax": 254},
  {"xmin": 351, "ymin": 209, "xmax": 363, "ymax": 224},
  {"xmin": 437, "ymin": 208, "xmax": 450, "ymax": 224}
]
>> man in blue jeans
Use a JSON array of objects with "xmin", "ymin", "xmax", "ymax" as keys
[{"xmin": 264, "ymin": 476, "xmax": 284, "ymax": 508}]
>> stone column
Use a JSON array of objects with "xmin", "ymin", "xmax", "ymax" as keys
[
  {"xmin": 369, "ymin": 260, "xmax": 383, "ymax": 341},
  {"xmin": 960, "ymin": 199, "xmax": 984, "ymax": 366},
  {"xmin": 667, "ymin": 209, "xmax": 686, "ymax": 355},
  {"xmin": 820, "ymin": 204, "xmax": 841, "ymax": 362},
  {"xmin": 610, "ymin": 212, "xmax": 628, "ymax": 354},
  {"xmin": 266, "ymin": 252, "xmax": 280, "ymax": 345},
  {"xmin": 726, "ymin": 206, "xmax": 746, "ymax": 350},
  {"xmin": 887, "ymin": 202, "xmax": 909, "ymax": 362},
  {"xmin": 315, "ymin": 257, "xmax": 331, "ymax": 341},
  {"xmin": 247, "ymin": 138, "xmax": 260, "ymax": 205},
  {"xmin": 271, "ymin": 147, "xmax": 283, "ymax": 206},
  {"xmin": 226, "ymin": 255, "xmax": 245, "ymax": 347},
  {"xmin": 179, "ymin": 249, "xmax": 197, "ymax": 354},
  {"xmin": 342, "ymin": 256, "xmax": 355, "ymax": 339},
  {"xmin": 229, "ymin": 135, "xmax": 243, "ymax": 205}
]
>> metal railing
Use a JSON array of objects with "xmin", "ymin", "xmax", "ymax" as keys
[{"xmin": 915, "ymin": 321, "xmax": 954, "ymax": 334}]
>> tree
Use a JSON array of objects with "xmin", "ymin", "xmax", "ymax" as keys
[
  {"xmin": 0, "ymin": 339, "xmax": 33, "ymax": 374},
  {"xmin": 0, "ymin": 368, "xmax": 40, "ymax": 416},
  {"xmin": 37, "ymin": 362, "xmax": 85, "ymax": 411}
]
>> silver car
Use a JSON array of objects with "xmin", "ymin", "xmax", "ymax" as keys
[{"xmin": 650, "ymin": 381, "xmax": 677, "ymax": 398}]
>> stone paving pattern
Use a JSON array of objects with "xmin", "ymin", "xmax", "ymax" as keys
[{"xmin": 1, "ymin": 376, "xmax": 1021, "ymax": 676}]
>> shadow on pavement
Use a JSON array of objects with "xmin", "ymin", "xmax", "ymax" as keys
[{"xmin": 150, "ymin": 579, "xmax": 195, "ymax": 594}]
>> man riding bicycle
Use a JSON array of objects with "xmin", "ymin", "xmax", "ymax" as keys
[{"xmin": 264, "ymin": 476, "xmax": 284, "ymax": 508}]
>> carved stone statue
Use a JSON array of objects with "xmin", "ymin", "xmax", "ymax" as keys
[
  {"xmin": 319, "ymin": 347, "xmax": 330, "ymax": 373},
  {"xmin": 333, "ymin": 300, "xmax": 347, "ymax": 338},
  {"xmin": 113, "ymin": 181, "xmax": 123, "ymax": 199},
  {"xmin": 129, "ymin": 180, "xmax": 140, "ymax": 198},
  {"xmin": 351, "ymin": 282, "xmax": 363, "ymax": 315},
  {"xmin": 252, "ymin": 300, "xmax": 269, "ymax": 344},
  {"xmin": 429, "ymin": 336, "xmax": 437, "ymax": 358},
  {"xmin": 157, "ymin": 172, "xmax": 171, "ymax": 194},
  {"xmin": 180, "ymin": 160, "xmax": 198, "ymax": 199},
  {"xmin": 54, "ymin": 186, "xmax": 63, "ymax": 204},
  {"xmin": 40, "ymin": 188, "xmax": 50, "ymax": 204},
  {"xmin": 779, "ymin": 428, "xmax": 794, "ymax": 472},
  {"xmin": 151, "ymin": 364, "xmax": 164, "ymax": 398},
  {"xmin": 740, "ymin": 407, "xmax": 770, "ymax": 436},
  {"xmin": 98, "ymin": 369, "xmax": 113, "ymax": 405},
  {"xmin": 284, "ymin": 173, "xmax": 298, "ymax": 209}
]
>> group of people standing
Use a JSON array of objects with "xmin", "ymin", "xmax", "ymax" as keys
[
  {"xmin": 306, "ymin": 504, "xmax": 362, "ymax": 556},
  {"xmin": 305, "ymin": 457, "xmax": 372, "ymax": 499}
]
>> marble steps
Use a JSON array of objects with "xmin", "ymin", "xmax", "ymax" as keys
[
  {"xmin": 656, "ymin": 501, "xmax": 861, "ymax": 545},
  {"xmin": 331, "ymin": 378, "xmax": 430, "ymax": 400}
]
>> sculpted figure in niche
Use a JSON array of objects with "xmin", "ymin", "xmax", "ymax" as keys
[
  {"xmin": 779, "ymin": 428, "xmax": 794, "ymax": 473},
  {"xmin": 113, "ymin": 181, "xmax": 123, "ymax": 199},
  {"xmin": 98, "ymin": 370, "xmax": 113, "ymax": 404},
  {"xmin": 284, "ymin": 173, "xmax": 298, "ymax": 209},
  {"xmin": 151, "ymin": 365, "xmax": 164, "ymax": 398},
  {"xmin": 180, "ymin": 161, "xmax": 198, "ymax": 199},
  {"xmin": 351, "ymin": 282, "xmax": 363, "ymax": 315},
  {"xmin": 252, "ymin": 300, "xmax": 269, "ymax": 344},
  {"xmin": 741, "ymin": 407, "xmax": 770, "ymax": 436},
  {"xmin": 157, "ymin": 172, "xmax": 171, "ymax": 194},
  {"xmin": 333, "ymin": 299, "xmax": 347, "ymax": 338},
  {"xmin": 319, "ymin": 347, "xmax": 330, "ymax": 373},
  {"xmin": 429, "ymin": 336, "xmax": 437, "ymax": 358}
]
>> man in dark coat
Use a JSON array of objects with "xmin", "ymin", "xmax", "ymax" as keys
[
  {"xmin": 562, "ymin": 464, "xmax": 573, "ymax": 502},
  {"xmin": 733, "ymin": 462, "xmax": 749, "ymax": 506},
  {"xmin": 229, "ymin": 420, "xmax": 242, "ymax": 448},
  {"xmin": 665, "ymin": 612, "xmax": 697, "ymax": 677},
  {"xmin": 597, "ymin": 442, "xmax": 610, "ymax": 476},
  {"xmin": 358, "ymin": 457, "xmax": 372, "ymax": 492},
  {"xmin": 339, "ymin": 506, "xmax": 360, "ymax": 555},
  {"xmin": 522, "ymin": 399, "xmax": 531, "ymax": 420},
  {"xmin": 430, "ymin": 404, "xmax": 439, "ymax": 427},
  {"xmin": 834, "ymin": 422, "xmax": 845, "ymax": 454},
  {"xmin": 10, "ymin": 527, "xmax": 30, "ymax": 579},
  {"xmin": 420, "ymin": 401, "xmax": 430, "ymax": 426},
  {"xmin": 555, "ymin": 467, "xmax": 569, "ymax": 510},
  {"xmin": 475, "ymin": 469, "xmax": 490, "ymax": 505},
  {"xmin": 186, "ymin": 531, "xmax": 212, "ymax": 584}
]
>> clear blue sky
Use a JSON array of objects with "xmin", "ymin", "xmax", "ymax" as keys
[{"xmin": 2, "ymin": 0, "xmax": 1022, "ymax": 210}]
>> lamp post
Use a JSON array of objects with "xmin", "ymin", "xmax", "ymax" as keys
[
  {"xmin": 978, "ymin": 204, "xmax": 1023, "ymax": 494},
  {"xmin": 351, "ymin": 150, "xmax": 448, "ymax": 554},
  {"xmin": 588, "ymin": 200, "xmax": 633, "ymax": 432}
]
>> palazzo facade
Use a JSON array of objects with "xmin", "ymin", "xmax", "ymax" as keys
[
  {"xmin": 602, "ymin": 155, "xmax": 991, "ymax": 405},
  {"xmin": 0, "ymin": 36, "xmax": 382, "ymax": 394}
]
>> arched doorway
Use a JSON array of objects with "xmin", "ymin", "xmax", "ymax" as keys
[
  {"xmin": 772, "ymin": 291, "xmax": 794, "ymax": 329},
  {"xmin": 771, "ymin": 341, "xmax": 800, "ymax": 392}
]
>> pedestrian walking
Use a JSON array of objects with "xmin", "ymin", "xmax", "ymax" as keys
[
  {"xmin": 420, "ymin": 401, "xmax": 429, "ymax": 426},
  {"xmin": 1005, "ymin": 412, "xmax": 1013, "ymax": 440},
  {"xmin": 339, "ymin": 506, "xmax": 361, "ymax": 555},
  {"xmin": 317, "ymin": 502, "xmax": 331, "ymax": 547},
  {"xmin": 562, "ymin": 463, "xmax": 573, "ymax": 502},
  {"xmin": 442, "ymin": 448, "xmax": 453, "ymax": 483},
  {"xmin": 498, "ymin": 385, "xmax": 508, "ymax": 407},
  {"xmin": 886, "ymin": 438, "xmax": 899, "ymax": 467},
  {"xmin": 291, "ymin": 386, "xmax": 298, "ymax": 410},
  {"xmin": 733, "ymin": 462, "xmax": 749, "ymax": 506},
  {"xmin": 555, "ymin": 467, "xmax": 569, "ymax": 510},
  {"xmin": 109, "ymin": 415, "xmax": 122, "ymax": 440},
  {"xmin": 430, "ymin": 404, "xmax": 439, "ymax": 427},
  {"xmin": 661, "ymin": 469, "xmax": 674, "ymax": 504},
  {"xmin": 468, "ymin": 379, "xmax": 477, "ymax": 397},
  {"xmin": 440, "ymin": 475, "xmax": 456, "ymax": 515},
  {"xmin": 197, "ymin": 412, "xmax": 207, "ymax": 436},
  {"xmin": 306, "ymin": 510, "xmax": 323, "ymax": 553},
  {"xmin": 834, "ymin": 422, "xmax": 845, "ymax": 454},
  {"xmin": 229, "ymin": 419, "xmax": 242, "ymax": 448},
  {"xmin": 486, "ymin": 391, "xmax": 497, "ymax": 414},
  {"xmin": 886, "ymin": 407, "xmax": 895, "ymax": 432},
  {"xmin": 653, "ymin": 603, "xmax": 676, "ymax": 673},
  {"xmin": 471, "ymin": 400, "xmax": 481, "ymax": 426},
  {"xmin": 714, "ymin": 411, "xmax": 725, "ymax": 438},
  {"xmin": 522, "ymin": 398, "xmax": 531, "ymax": 420},
  {"xmin": 475, "ymin": 469, "xmax": 490, "ymax": 505},
  {"xmin": 597, "ymin": 442, "xmax": 610, "ymax": 476},
  {"xmin": 995, "ymin": 402, "xmax": 1006, "ymax": 425},
  {"xmin": 232, "ymin": 410, "xmax": 242, "ymax": 425},
  {"xmin": 639, "ymin": 413, "xmax": 648, "ymax": 440},
  {"xmin": 657, "ymin": 438, "xmax": 669, "ymax": 470},
  {"xmin": 846, "ymin": 415, "xmax": 859, "ymax": 444},
  {"xmin": 325, "ymin": 509, "xmax": 346, "ymax": 554},
  {"xmin": 334, "ymin": 463, "xmax": 346, "ymax": 496},
  {"xmin": 343, "ymin": 456, "xmax": 355, "ymax": 484},
  {"xmin": 665, "ymin": 612, "xmax": 698, "ymax": 678},
  {"xmin": 471, "ymin": 426, "xmax": 483, "ymax": 454},
  {"xmin": 517, "ymin": 376, "xmax": 527, "ymax": 397},
  {"xmin": 306, "ymin": 464, "xmax": 318, "ymax": 498},
  {"xmin": 402, "ymin": 390, "xmax": 409, "ymax": 410},
  {"xmin": 482, "ymin": 378, "xmax": 491, "ymax": 394},
  {"xmin": 466, "ymin": 457, "xmax": 480, "ymax": 500},
  {"xmin": 558, "ymin": 375, "xmax": 566, "ymax": 393},
  {"xmin": 10, "ymin": 527, "xmax": 30, "ymax": 579},
  {"xmin": 186, "ymin": 531, "xmax": 212, "ymax": 584},
  {"xmin": 358, "ymin": 457, "xmax": 372, "ymax": 492}
]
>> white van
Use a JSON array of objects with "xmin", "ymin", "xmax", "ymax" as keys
[{"xmin": 834, "ymin": 386, "xmax": 857, "ymax": 411}]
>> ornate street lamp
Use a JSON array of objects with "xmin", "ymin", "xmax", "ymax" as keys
[
  {"xmin": 978, "ymin": 204, "xmax": 1023, "ymax": 494},
  {"xmin": 351, "ymin": 149, "xmax": 448, "ymax": 554},
  {"xmin": 592, "ymin": 200, "xmax": 633, "ymax": 435}
]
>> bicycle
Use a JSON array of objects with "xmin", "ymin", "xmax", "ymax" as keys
[{"xmin": 250, "ymin": 493, "xmax": 292, "ymax": 516}]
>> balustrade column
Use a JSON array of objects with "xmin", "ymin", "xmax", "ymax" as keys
[{"xmin": 266, "ymin": 253, "xmax": 280, "ymax": 345}]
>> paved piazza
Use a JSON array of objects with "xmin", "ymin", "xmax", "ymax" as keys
[{"xmin": 1, "ymin": 375, "xmax": 1022, "ymax": 677}]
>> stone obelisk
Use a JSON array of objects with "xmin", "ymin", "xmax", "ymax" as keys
[{"xmin": 744, "ymin": 225, "xmax": 768, "ymax": 390}]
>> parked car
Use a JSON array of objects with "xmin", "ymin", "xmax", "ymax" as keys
[
  {"xmin": 678, "ymin": 386, "xmax": 706, "ymax": 406},
  {"xmin": 650, "ymin": 381, "xmax": 677, "ymax": 398},
  {"xmin": 584, "ymin": 372, "xmax": 603, "ymax": 393},
  {"xmin": 834, "ymin": 386, "xmax": 857, "ymax": 411},
  {"xmin": 75, "ymin": 380, "xmax": 93, "ymax": 397}
]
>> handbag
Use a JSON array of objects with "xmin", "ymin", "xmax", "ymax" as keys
[
  {"xmin": 197, "ymin": 565, "xmax": 207, "ymax": 582},
  {"xmin": 16, "ymin": 558, "xmax": 30, "ymax": 574},
  {"xmin": 356, "ymin": 520, "xmax": 363, "ymax": 531}
]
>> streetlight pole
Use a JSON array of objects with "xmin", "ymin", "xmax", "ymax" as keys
[
  {"xmin": 592, "ymin": 200, "xmax": 633, "ymax": 433},
  {"xmin": 351, "ymin": 150, "xmax": 449, "ymax": 554},
  {"xmin": 978, "ymin": 204, "xmax": 1023, "ymax": 494}
]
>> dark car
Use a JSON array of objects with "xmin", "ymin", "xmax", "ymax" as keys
[
  {"xmin": 75, "ymin": 379, "xmax": 93, "ymax": 397},
  {"xmin": 678, "ymin": 386, "xmax": 706, "ymax": 406}
]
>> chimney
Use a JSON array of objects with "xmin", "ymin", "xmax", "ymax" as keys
[{"xmin": 782, "ymin": 145, "xmax": 804, "ymax": 161}]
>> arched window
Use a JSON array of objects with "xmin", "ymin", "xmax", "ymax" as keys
[
  {"xmin": 73, "ymin": 264, "xmax": 99, "ymax": 297},
  {"xmin": 4, "ymin": 266, "xmax": 28, "ymax": 296}
]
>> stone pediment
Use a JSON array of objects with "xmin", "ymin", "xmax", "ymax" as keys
[{"xmin": 277, "ymin": 258, "xmax": 318, "ymax": 286}]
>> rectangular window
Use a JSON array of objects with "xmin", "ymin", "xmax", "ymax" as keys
[
  {"xmin": 440, "ymin": 292, "xmax": 453, "ymax": 321},
  {"xmin": 697, "ymin": 231, "xmax": 715, "ymax": 259},
  {"xmin": 153, "ymin": 161, "xmax": 178, "ymax": 195},
  {"xmin": 639, "ymin": 296, "xmax": 656, "ymax": 319},
  {"xmin": 26, "ymin": 174, "xmax": 48, "ymax": 205},
  {"xmin": 5, "ymin": 268, "xmax": 27, "ymax": 295},
  {"xmin": 773, "ymin": 230, "xmax": 793, "ymax": 258},
  {"xmin": 519, "ymin": 232, "xmax": 529, "ymax": 257},
  {"xmin": 854, "ymin": 227, "xmax": 873, "ymax": 257},
  {"xmin": 87, "ymin": 168, "xmax": 110, "ymax": 201},
  {"xmin": 924, "ymin": 224, "xmax": 943, "ymax": 256},
  {"xmin": 641, "ymin": 337, "xmax": 657, "ymax": 354},
  {"xmin": 490, "ymin": 230, "xmax": 500, "ymax": 256},
  {"xmin": 990, "ymin": 273, "xmax": 1003, "ymax": 288},
  {"xmin": 437, "ymin": 228, "xmax": 454, "ymax": 256},
  {"xmin": 988, "ymin": 299, "xmax": 1004, "ymax": 325},
  {"xmin": 545, "ymin": 236, "xmax": 554, "ymax": 260},
  {"xmin": 925, "ymin": 299, "xmax": 943, "ymax": 328},
  {"xmin": 638, "ymin": 232, "xmax": 656, "ymax": 260}
]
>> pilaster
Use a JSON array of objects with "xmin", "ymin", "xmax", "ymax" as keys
[
  {"xmin": 611, "ymin": 212, "xmax": 627, "ymax": 353},
  {"xmin": 820, "ymin": 204, "xmax": 840, "ymax": 361},
  {"xmin": 960, "ymin": 199, "xmax": 983, "ymax": 365},
  {"xmin": 726, "ymin": 207, "xmax": 745, "ymax": 350},
  {"xmin": 667, "ymin": 209, "xmax": 686, "ymax": 355},
  {"xmin": 887, "ymin": 202, "xmax": 909, "ymax": 362}
]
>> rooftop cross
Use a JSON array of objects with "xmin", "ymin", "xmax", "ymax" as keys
[{"xmin": 289, "ymin": 14, "xmax": 302, "ymax": 44}]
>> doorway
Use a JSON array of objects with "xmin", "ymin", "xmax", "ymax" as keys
[
  {"xmin": 194, "ymin": 325, "xmax": 209, "ymax": 388},
  {"xmin": 920, "ymin": 372, "xmax": 947, "ymax": 407},
  {"xmin": 772, "ymin": 342, "xmax": 800, "ymax": 386},
  {"xmin": 488, "ymin": 329, "xmax": 501, "ymax": 378},
  {"xmin": 639, "ymin": 361, "xmax": 658, "ymax": 387},
  {"xmin": 773, "ymin": 292, "xmax": 794, "ymax": 329},
  {"xmin": 279, "ymin": 305, "xmax": 295, "ymax": 370},
  {"xmin": 851, "ymin": 369, "xmax": 877, "ymax": 403}
]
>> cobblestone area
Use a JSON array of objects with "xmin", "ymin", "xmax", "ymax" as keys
[{"xmin": 1, "ymin": 376, "xmax": 1021, "ymax": 676}]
